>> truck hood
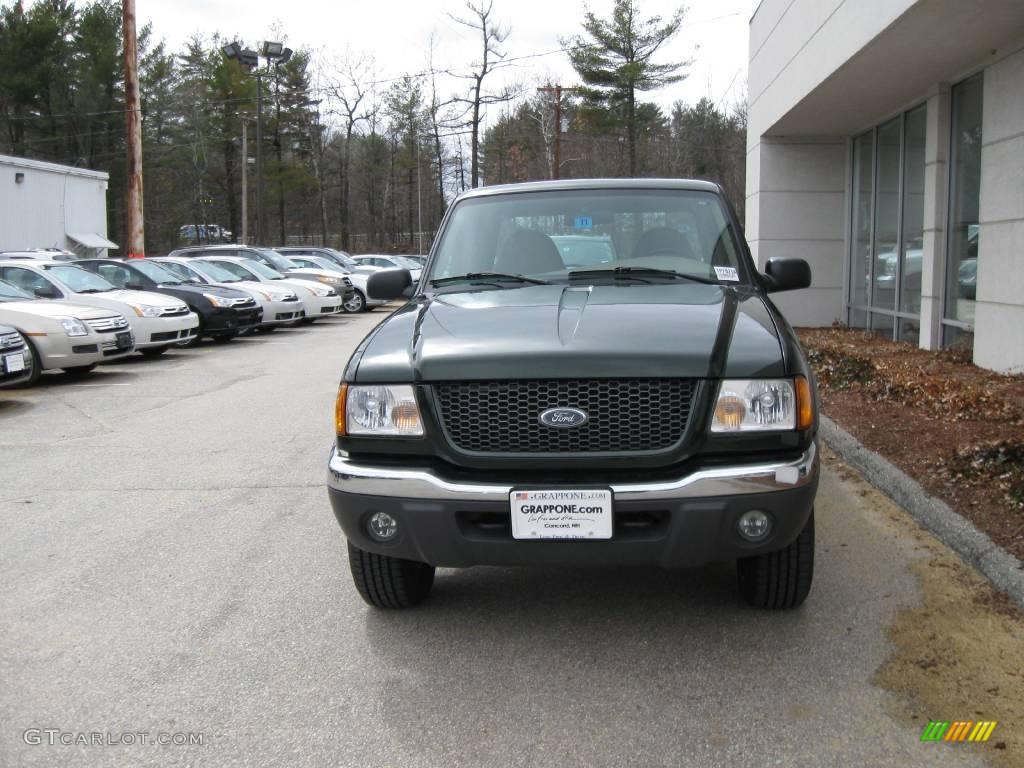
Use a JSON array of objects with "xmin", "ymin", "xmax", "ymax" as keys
[{"xmin": 351, "ymin": 284, "xmax": 786, "ymax": 382}]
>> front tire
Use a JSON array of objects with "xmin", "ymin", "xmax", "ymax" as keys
[
  {"xmin": 343, "ymin": 290, "xmax": 366, "ymax": 313},
  {"xmin": 21, "ymin": 338, "xmax": 43, "ymax": 386},
  {"xmin": 737, "ymin": 510, "xmax": 814, "ymax": 610},
  {"xmin": 347, "ymin": 541, "xmax": 435, "ymax": 609}
]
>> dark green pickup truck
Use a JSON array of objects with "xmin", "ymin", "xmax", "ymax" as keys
[{"xmin": 328, "ymin": 179, "xmax": 819, "ymax": 610}]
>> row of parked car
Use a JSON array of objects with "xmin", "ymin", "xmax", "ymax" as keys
[{"xmin": 0, "ymin": 245, "xmax": 424, "ymax": 388}]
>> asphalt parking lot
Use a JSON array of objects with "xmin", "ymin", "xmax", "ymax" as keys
[{"xmin": 0, "ymin": 312, "xmax": 1015, "ymax": 767}]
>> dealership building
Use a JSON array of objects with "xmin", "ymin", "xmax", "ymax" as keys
[{"xmin": 745, "ymin": 0, "xmax": 1024, "ymax": 372}]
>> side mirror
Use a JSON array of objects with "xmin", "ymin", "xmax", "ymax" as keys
[
  {"xmin": 763, "ymin": 258, "xmax": 811, "ymax": 293},
  {"xmin": 34, "ymin": 285, "xmax": 61, "ymax": 299},
  {"xmin": 367, "ymin": 268, "xmax": 412, "ymax": 300}
]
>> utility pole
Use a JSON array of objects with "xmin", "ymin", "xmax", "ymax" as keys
[
  {"xmin": 537, "ymin": 85, "xmax": 578, "ymax": 180},
  {"xmin": 122, "ymin": 0, "xmax": 145, "ymax": 257},
  {"xmin": 255, "ymin": 71, "xmax": 264, "ymax": 245}
]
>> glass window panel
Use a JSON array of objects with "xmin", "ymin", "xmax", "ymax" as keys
[
  {"xmin": 849, "ymin": 131, "xmax": 874, "ymax": 310},
  {"xmin": 872, "ymin": 118, "xmax": 901, "ymax": 311},
  {"xmin": 945, "ymin": 74, "xmax": 983, "ymax": 330},
  {"xmin": 899, "ymin": 107, "xmax": 926, "ymax": 314},
  {"xmin": 849, "ymin": 307, "xmax": 868, "ymax": 330},
  {"xmin": 869, "ymin": 311, "xmax": 894, "ymax": 338},
  {"xmin": 898, "ymin": 318, "xmax": 920, "ymax": 345},
  {"xmin": 942, "ymin": 324, "xmax": 974, "ymax": 353}
]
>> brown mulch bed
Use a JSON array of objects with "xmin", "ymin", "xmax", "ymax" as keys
[{"xmin": 798, "ymin": 327, "xmax": 1024, "ymax": 562}]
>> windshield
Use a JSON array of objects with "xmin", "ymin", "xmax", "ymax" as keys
[
  {"xmin": 240, "ymin": 259, "xmax": 284, "ymax": 280},
  {"xmin": 190, "ymin": 260, "xmax": 241, "ymax": 283},
  {"xmin": 429, "ymin": 189, "xmax": 745, "ymax": 287},
  {"xmin": 0, "ymin": 278, "xmax": 33, "ymax": 301},
  {"xmin": 306, "ymin": 255, "xmax": 344, "ymax": 272},
  {"xmin": 45, "ymin": 265, "xmax": 115, "ymax": 292},
  {"xmin": 252, "ymin": 248, "xmax": 295, "ymax": 272},
  {"xmin": 324, "ymin": 250, "xmax": 358, "ymax": 270},
  {"xmin": 201, "ymin": 260, "xmax": 254, "ymax": 281},
  {"xmin": 131, "ymin": 260, "xmax": 183, "ymax": 285},
  {"xmin": 157, "ymin": 261, "xmax": 204, "ymax": 283}
]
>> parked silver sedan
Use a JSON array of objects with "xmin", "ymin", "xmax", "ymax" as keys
[
  {"xmin": 0, "ymin": 279, "xmax": 134, "ymax": 383},
  {"xmin": 0, "ymin": 325, "xmax": 33, "ymax": 387},
  {"xmin": 150, "ymin": 257, "xmax": 305, "ymax": 330},
  {"xmin": 0, "ymin": 260, "xmax": 199, "ymax": 355},
  {"xmin": 196, "ymin": 256, "xmax": 343, "ymax": 321}
]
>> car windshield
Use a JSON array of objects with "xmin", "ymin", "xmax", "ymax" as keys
[
  {"xmin": 157, "ymin": 261, "xmax": 204, "ymax": 283},
  {"xmin": 130, "ymin": 260, "xmax": 183, "ymax": 285},
  {"xmin": 191, "ymin": 260, "xmax": 241, "ymax": 283},
  {"xmin": 306, "ymin": 255, "xmax": 345, "ymax": 272},
  {"xmin": 200, "ymin": 260, "xmax": 253, "ymax": 281},
  {"xmin": 240, "ymin": 259, "xmax": 284, "ymax": 280},
  {"xmin": 324, "ymin": 250, "xmax": 358, "ymax": 270},
  {"xmin": 0, "ymin": 278, "xmax": 34, "ymax": 301},
  {"xmin": 252, "ymin": 248, "xmax": 295, "ymax": 272},
  {"xmin": 44, "ymin": 265, "xmax": 116, "ymax": 292},
  {"xmin": 429, "ymin": 188, "xmax": 745, "ymax": 288}
]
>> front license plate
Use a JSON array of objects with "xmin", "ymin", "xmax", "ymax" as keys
[
  {"xmin": 510, "ymin": 489, "xmax": 613, "ymax": 540},
  {"xmin": 4, "ymin": 352, "xmax": 25, "ymax": 373}
]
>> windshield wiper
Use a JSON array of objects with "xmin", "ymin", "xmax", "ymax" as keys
[
  {"xmin": 568, "ymin": 267, "xmax": 719, "ymax": 285},
  {"xmin": 77, "ymin": 288, "xmax": 109, "ymax": 294},
  {"xmin": 431, "ymin": 272, "xmax": 551, "ymax": 287}
]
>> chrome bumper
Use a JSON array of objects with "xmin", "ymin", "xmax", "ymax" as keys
[{"xmin": 327, "ymin": 442, "xmax": 818, "ymax": 503}]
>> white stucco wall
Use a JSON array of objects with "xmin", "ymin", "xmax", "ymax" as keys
[
  {"xmin": 974, "ymin": 47, "xmax": 1024, "ymax": 373},
  {"xmin": 0, "ymin": 155, "xmax": 110, "ymax": 253},
  {"xmin": 746, "ymin": 139, "xmax": 847, "ymax": 326}
]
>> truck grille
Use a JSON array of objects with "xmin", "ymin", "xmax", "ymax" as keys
[
  {"xmin": 0, "ymin": 331, "xmax": 23, "ymax": 350},
  {"xmin": 435, "ymin": 379, "xmax": 694, "ymax": 454}
]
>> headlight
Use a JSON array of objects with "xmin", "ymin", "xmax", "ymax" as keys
[
  {"xmin": 711, "ymin": 378, "xmax": 813, "ymax": 432},
  {"xmin": 129, "ymin": 304, "xmax": 163, "ymax": 318},
  {"xmin": 59, "ymin": 317, "xmax": 88, "ymax": 337},
  {"xmin": 313, "ymin": 286, "xmax": 333, "ymax": 297},
  {"xmin": 315, "ymin": 275, "xmax": 339, "ymax": 284},
  {"xmin": 341, "ymin": 384, "xmax": 423, "ymax": 436},
  {"xmin": 203, "ymin": 293, "xmax": 235, "ymax": 308}
]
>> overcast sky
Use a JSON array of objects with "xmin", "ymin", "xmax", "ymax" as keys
[{"xmin": 137, "ymin": 0, "xmax": 757, "ymax": 123}]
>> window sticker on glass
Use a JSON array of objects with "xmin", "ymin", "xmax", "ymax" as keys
[
  {"xmin": 573, "ymin": 215, "xmax": 593, "ymax": 230},
  {"xmin": 714, "ymin": 266, "xmax": 739, "ymax": 282}
]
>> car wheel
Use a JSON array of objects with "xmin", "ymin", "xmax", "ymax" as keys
[
  {"xmin": 62, "ymin": 364, "xmax": 97, "ymax": 376},
  {"xmin": 347, "ymin": 540, "xmax": 435, "ymax": 609},
  {"xmin": 139, "ymin": 346, "xmax": 169, "ymax": 357},
  {"xmin": 737, "ymin": 510, "xmax": 814, "ymax": 610},
  {"xmin": 343, "ymin": 290, "xmax": 366, "ymax": 313},
  {"xmin": 20, "ymin": 338, "xmax": 43, "ymax": 386}
]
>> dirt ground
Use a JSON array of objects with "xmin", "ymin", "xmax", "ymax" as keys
[
  {"xmin": 829, "ymin": 455, "xmax": 1024, "ymax": 767},
  {"xmin": 799, "ymin": 327, "xmax": 1024, "ymax": 562}
]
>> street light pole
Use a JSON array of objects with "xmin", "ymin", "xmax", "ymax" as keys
[
  {"xmin": 222, "ymin": 41, "xmax": 290, "ymax": 248},
  {"xmin": 240, "ymin": 119, "xmax": 248, "ymax": 244},
  {"xmin": 255, "ymin": 71, "xmax": 264, "ymax": 245}
]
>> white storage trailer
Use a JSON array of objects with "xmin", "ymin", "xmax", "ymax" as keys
[{"xmin": 0, "ymin": 154, "xmax": 117, "ymax": 257}]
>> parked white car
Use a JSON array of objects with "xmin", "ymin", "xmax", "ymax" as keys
[
  {"xmin": 280, "ymin": 254, "xmax": 387, "ymax": 313},
  {"xmin": 196, "ymin": 256, "xmax": 343, "ymax": 321},
  {"xmin": 0, "ymin": 260, "xmax": 198, "ymax": 356},
  {"xmin": 151, "ymin": 257, "xmax": 305, "ymax": 330},
  {"xmin": 352, "ymin": 255, "xmax": 423, "ymax": 284},
  {"xmin": 0, "ymin": 279, "xmax": 134, "ymax": 383}
]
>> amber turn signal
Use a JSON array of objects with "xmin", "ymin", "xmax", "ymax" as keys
[
  {"xmin": 795, "ymin": 376, "xmax": 813, "ymax": 431},
  {"xmin": 335, "ymin": 383, "xmax": 348, "ymax": 436}
]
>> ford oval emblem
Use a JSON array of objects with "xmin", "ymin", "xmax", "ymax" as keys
[{"xmin": 539, "ymin": 407, "xmax": 589, "ymax": 428}]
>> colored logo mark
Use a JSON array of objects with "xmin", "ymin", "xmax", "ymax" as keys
[{"xmin": 920, "ymin": 720, "xmax": 997, "ymax": 742}]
